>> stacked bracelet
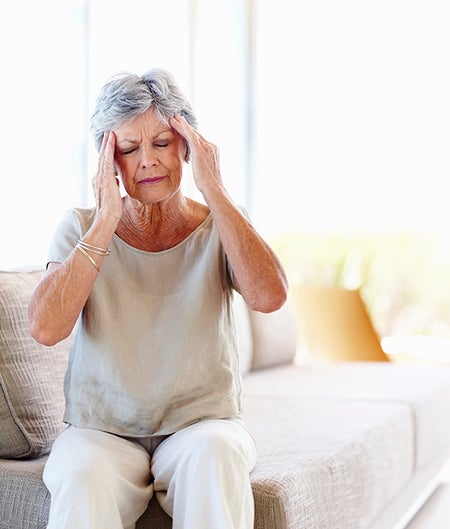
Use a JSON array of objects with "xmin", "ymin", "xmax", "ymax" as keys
[
  {"xmin": 77, "ymin": 239, "xmax": 110, "ymax": 256},
  {"xmin": 75, "ymin": 239, "xmax": 111, "ymax": 272},
  {"xmin": 76, "ymin": 244, "xmax": 100, "ymax": 272}
]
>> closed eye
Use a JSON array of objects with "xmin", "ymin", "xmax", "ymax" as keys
[{"xmin": 120, "ymin": 147, "xmax": 137, "ymax": 155}]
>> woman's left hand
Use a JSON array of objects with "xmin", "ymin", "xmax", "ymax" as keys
[
  {"xmin": 170, "ymin": 116, "xmax": 288, "ymax": 313},
  {"xmin": 169, "ymin": 114, "xmax": 223, "ymax": 196}
]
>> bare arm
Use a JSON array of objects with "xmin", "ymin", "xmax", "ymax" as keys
[
  {"xmin": 203, "ymin": 188, "xmax": 288, "ymax": 313},
  {"xmin": 28, "ymin": 131, "xmax": 122, "ymax": 345},
  {"xmin": 170, "ymin": 115, "xmax": 288, "ymax": 313}
]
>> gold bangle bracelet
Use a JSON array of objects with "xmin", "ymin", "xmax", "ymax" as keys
[
  {"xmin": 77, "ymin": 239, "xmax": 110, "ymax": 256},
  {"xmin": 76, "ymin": 243, "xmax": 100, "ymax": 272}
]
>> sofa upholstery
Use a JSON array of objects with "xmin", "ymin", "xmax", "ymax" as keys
[
  {"xmin": 1, "ymin": 269, "xmax": 450, "ymax": 529},
  {"xmin": 0, "ymin": 271, "xmax": 69, "ymax": 459}
]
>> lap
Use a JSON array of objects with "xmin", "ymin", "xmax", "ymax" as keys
[
  {"xmin": 44, "ymin": 426, "xmax": 152, "ymax": 488},
  {"xmin": 44, "ymin": 418, "xmax": 256, "ymax": 489},
  {"xmin": 152, "ymin": 417, "xmax": 257, "ymax": 477}
]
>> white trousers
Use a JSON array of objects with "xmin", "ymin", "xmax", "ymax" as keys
[{"xmin": 43, "ymin": 418, "xmax": 257, "ymax": 529}]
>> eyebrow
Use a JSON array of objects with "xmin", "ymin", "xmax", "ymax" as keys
[{"xmin": 117, "ymin": 128, "xmax": 173, "ymax": 146}]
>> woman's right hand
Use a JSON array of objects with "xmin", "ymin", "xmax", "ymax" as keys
[
  {"xmin": 92, "ymin": 131, "xmax": 123, "ymax": 225},
  {"xmin": 29, "ymin": 131, "xmax": 123, "ymax": 346}
]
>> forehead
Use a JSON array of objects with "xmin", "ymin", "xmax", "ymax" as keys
[{"xmin": 115, "ymin": 107, "xmax": 171, "ymax": 139}]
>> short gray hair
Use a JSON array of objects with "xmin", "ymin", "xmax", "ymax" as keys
[{"xmin": 90, "ymin": 68, "xmax": 198, "ymax": 153}]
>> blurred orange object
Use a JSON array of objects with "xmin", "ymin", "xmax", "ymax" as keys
[{"xmin": 293, "ymin": 285, "xmax": 390, "ymax": 363}]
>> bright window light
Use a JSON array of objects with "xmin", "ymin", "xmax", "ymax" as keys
[
  {"xmin": 2, "ymin": 0, "xmax": 449, "ymax": 271},
  {"xmin": 253, "ymin": 0, "xmax": 450, "ymax": 238}
]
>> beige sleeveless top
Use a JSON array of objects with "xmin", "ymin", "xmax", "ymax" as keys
[{"xmin": 48, "ymin": 207, "xmax": 242, "ymax": 437}]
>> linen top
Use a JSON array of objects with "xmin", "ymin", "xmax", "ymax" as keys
[{"xmin": 47, "ymin": 207, "xmax": 242, "ymax": 437}]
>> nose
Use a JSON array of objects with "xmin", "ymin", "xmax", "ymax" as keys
[{"xmin": 141, "ymin": 145, "xmax": 158, "ymax": 168}]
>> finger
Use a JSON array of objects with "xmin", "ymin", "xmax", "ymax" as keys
[
  {"xmin": 170, "ymin": 115, "xmax": 204, "ymax": 143},
  {"xmin": 98, "ymin": 130, "xmax": 111, "ymax": 159},
  {"xmin": 169, "ymin": 114, "xmax": 187, "ymax": 138},
  {"xmin": 99, "ymin": 131, "xmax": 116, "ymax": 174}
]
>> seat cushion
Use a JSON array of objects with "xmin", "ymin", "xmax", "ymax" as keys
[
  {"xmin": 0, "ymin": 270, "xmax": 71, "ymax": 458},
  {"xmin": 244, "ymin": 362, "xmax": 450, "ymax": 469},
  {"xmin": 0, "ymin": 457, "xmax": 50, "ymax": 529},
  {"xmin": 243, "ymin": 394, "xmax": 414, "ymax": 529}
]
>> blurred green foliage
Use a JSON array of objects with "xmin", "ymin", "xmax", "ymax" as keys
[{"xmin": 270, "ymin": 231, "xmax": 450, "ymax": 338}]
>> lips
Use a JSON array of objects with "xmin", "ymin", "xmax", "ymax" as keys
[{"xmin": 137, "ymin": 176, "xmax": 166, "ymax": 185}]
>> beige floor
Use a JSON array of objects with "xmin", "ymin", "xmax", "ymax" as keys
[{"xmin": 405, "ymin": 460, "xmax": 450, "ymax": 529}]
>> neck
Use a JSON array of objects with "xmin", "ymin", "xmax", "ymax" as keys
[{"xmin": 116, "ymin": 195, "xmax": 206, "ymax": 251}]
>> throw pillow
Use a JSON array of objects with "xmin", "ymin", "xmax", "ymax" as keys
[{"xmin": 0, "ymin": 270, "xmax": 71, "ymax": 459}]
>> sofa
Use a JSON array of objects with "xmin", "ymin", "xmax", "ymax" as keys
[{"xmin": 1, "ymin": 269, "xmax": 450, "ymax": 529}]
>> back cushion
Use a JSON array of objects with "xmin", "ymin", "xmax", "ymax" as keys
[
  {"xmin": 233, "ymin": 293, "xmax": 253, "ymax": 376},
  {"xmin": 249, "ymin": 296, "xmax": 299, "ymax": 371},
  {"xmin": 0, "ymin": 270, "xmax": 71, "ymax": 458}
]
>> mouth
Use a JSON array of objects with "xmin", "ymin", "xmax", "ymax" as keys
[{"xmin": 137, "ymin": 176, "xmax": 166, "ymax": 185}]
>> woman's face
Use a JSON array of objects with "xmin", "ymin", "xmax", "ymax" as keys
[{"xmin": 113, "ymin": 107, "xmax": 186, "ymax": 204}]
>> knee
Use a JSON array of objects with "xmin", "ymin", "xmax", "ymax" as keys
[
  {"xmin": 44, "ymin": 444, "xmax": 113, "ymax": 494},
  {"xmin": 44, "ymin": 428, "xmax": 153, "ymax": 528},
  {"xmin": 44, "ymin": 428, "xmax": 146, "ymax": 495},
  {"xmin": 187, "ymin": 422, "xmax": 254, "ymax": 474},
  {"xmin": 196, "ymin": 429, "xmax": 239, "ymax": 459}
]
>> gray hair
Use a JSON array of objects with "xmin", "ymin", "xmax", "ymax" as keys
[{"xmin": 90, "ymin": 68, "xmax": 198, "ymax": 155}]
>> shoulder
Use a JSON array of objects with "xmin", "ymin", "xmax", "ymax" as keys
[
  {"xmin": 71, "ymin": 207, "xmax": 97, "ymax": 225},
  {"xmin": 59, "ymin": 207, "xmax": 96, "ymax": 233},
  {"xmin": 189, "ymin": 199, "xmax": 210, "ymax": 227},
  {"xmin": 51, "ymin": 207, "xmax": 97, "ymax": 244}
]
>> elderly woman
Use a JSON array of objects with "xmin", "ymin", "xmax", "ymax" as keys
[{"xmin": 28, "ymin": 68, "xmax": 287, "ymax": 529}]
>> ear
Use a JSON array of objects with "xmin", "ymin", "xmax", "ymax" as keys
[{"xmin": 184, "ymin": 142, "xmax": 190, "ymax": 163}]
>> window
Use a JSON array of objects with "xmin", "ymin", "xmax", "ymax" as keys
[
  {"xmin": 1, "ymin": 1, "xmax": 83, "ymax": 267},
  {"xmin": 3, "ymin": 0, "xmax": 449, "ymax": 338},
  {"xmin": 1, "ymin": 0, "xmax": 249, "ymax": 268},
  {"xmin": 253, "ymin": 0, "xmax": 450, "ymax": 237},
  {"xmin": 252, "ymin": 0, "xmax": 450, "ymax": 338}
]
